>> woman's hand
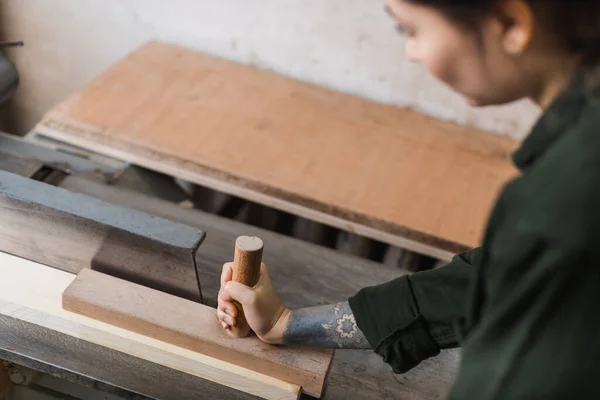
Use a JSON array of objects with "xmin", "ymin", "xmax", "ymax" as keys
[
  {"xmin": 217, "ymin": 262, "xmax": 290, "ymax": 344},
  {"xmin": 218, "ymin": 262, "xmax": 370, "ymax": 349}
]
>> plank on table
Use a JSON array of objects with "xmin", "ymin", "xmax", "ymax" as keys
[
  {"xmin": 63, "ymin": 268, "xmax": 332, "ymax": 398},
  {"xmin": 36, "ymin": 41, "xmax": 518, "ymax": 260},
  {"xmin": 0, "ymin": 252, "xmax": 299, "ymax": 400},
  {"xmin": 59, "ymin": 174, "xmax": 459, "ymax": 400}
]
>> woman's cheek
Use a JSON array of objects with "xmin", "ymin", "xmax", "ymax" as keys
[
  {"xmin": 429, "ymin": 49, "xmax": 486, "ymax": 101},
  {"xmin": 424, "ymin": 50, "xmax": 460, "ymax": 90}
]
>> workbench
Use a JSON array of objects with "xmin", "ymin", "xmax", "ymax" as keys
[{"xmin": 0, "ymin": 133, "xmax": 459, "ymax": 399}]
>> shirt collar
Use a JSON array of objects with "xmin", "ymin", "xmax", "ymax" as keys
[{"xmin": 512, "ymin": 71, "xmax": 589, "ymax": 170}]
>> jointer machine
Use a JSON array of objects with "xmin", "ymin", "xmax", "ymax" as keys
[
  {"xmin": 0, "ymin": 46, "xmax": 334, "ymax": 398},
  {"xmin": 0, "ymin": 127, "xmax": 335, "ymax": 400}
]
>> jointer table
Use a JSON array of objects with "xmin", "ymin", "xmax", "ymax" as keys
[{"xmin": 0, "ymin": 133, "xmax": 459, "ymax": 400}]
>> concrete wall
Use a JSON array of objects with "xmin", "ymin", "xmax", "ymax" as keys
[{"xmin": 0, "ymin": 0, "xmax": 540, "ymax": 138}]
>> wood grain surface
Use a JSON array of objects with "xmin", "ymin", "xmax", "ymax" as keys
[
  {"xmin": 63, "ymin": 268, "xmax": 333, "ymax": 398},
  {"xmin": 0, "ymin": 315, "xmax": 259, "ymax": 400},
  {"xmin": 232, "ymin": 236, "xmax": 264, "ymax": 286},
  {"xmin": 229, "ymin": 236, "xmax": 264, "ymax": 338},
  {"xmin": 37, "ymin": 41, "xmax": 519, "ymax": 259},
  {"xmin": 60, "ymin": 173, "xmax": 460, "ymax": 400},
  {"xmin": 0, "ymin": 252, "xmax": 300, "ymax": 400}
]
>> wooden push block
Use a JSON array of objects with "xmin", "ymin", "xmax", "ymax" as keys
[
  {"xmin": 229, "ymin": 236, "xmax": 264, "ymax": 338},
  {"xmin": 62, "ymin": 268, "xmax": 334, "ymax": 398}
]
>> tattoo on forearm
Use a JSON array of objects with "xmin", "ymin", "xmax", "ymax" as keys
[{"xmin": 282, "ymin": 301, "xmax": 371, "ymax": 349}]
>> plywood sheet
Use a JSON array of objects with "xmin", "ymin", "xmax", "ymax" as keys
[{"xmin": 37, "ymin": 41, "xmax": 519, "ymax": 256}]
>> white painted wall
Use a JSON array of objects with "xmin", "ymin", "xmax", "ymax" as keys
[{"xmin": 1, "ymin": 0, "xmax": 540, "ymax": 138}]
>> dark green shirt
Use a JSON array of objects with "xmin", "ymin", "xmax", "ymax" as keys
[{"xmin": 349, "ymin": 70, "xmax": 600, "ymax": 399}]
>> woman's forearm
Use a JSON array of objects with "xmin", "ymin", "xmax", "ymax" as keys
[{"xmin": 280, "ymin": 301, "xmax": 371, "ymax": 349}]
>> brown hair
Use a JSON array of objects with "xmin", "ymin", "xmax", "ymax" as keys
[{"xmin": 408, "ymin": 0, "xmax": 600, "ymax": 66}]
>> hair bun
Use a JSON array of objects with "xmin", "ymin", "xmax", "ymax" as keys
[{"xmin": 560, "ymin": 7, "xmax": 600, "ymax": 64}]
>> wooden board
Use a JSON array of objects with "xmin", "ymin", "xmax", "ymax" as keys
[
  {"xmin": 63, "ymin": 268, "xmax": 333, "ymax": 398},
  {"xmin": 36, "ymin": 41, "xmax": 519, "ymax": 260},
  {"xmin": 0, "ymin": 252, "xmax": 300, "ymax": 400}
]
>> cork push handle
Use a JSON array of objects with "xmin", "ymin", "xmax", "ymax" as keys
[{"xmin": 228, "ymin": 235, "xmax": 264, "ymax": 338}]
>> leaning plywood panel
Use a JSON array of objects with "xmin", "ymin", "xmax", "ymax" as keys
[
  {"xmin": 63, "ymin": 268, "xmax": 333, "ymax": 398},
  {"xmin": 0, "ymin": 252, "xmax": 300, "ymax": 400},
  {"xmin": 36, "ymin": 41, "xmax": 519, "ymax": 259}
]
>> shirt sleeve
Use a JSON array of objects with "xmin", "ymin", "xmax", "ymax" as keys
[
  {"xmin": 449, "ymin": 234, "xmax": 600, "ymax": 399},
  {"xmin": 348, "ymin": 247, "xmax": 481, "ymax": 373}
]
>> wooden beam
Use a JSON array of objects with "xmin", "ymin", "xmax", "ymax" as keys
[
  {"xmin": 63, "ymin": 268, "xmax": 333, "ymax": 398},
  {"xmin": 35, "ymin": 41, "xmax": 519, "ymax": 260},
  {"xmin": 0, "ymin": 252, "xmax": 300, "ymax": 400}
]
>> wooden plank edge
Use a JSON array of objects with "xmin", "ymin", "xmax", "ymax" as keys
[
  {"xmin": 62, "ymin": 268, "xmax": 331, "ymax": 398},
  {"xmin": 0, "ymin": 252, "xmax": 300, "ymax": 400},
  {"xmin": 35, "ymin": 122, "xmax": 463, "ymax": 261},
  {"xmin": 0, "ymin": 313, "xmax": 261, "ymax": 400}
]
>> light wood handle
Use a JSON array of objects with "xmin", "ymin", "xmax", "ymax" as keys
[{"xmin": 229, "ymin": 236, "xmax": 263, "ymax": 338}]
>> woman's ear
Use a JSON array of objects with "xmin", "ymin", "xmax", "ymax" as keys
[{"xmin": 498, "ymin": 0, "xmax": 535, "ymax": 55}]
